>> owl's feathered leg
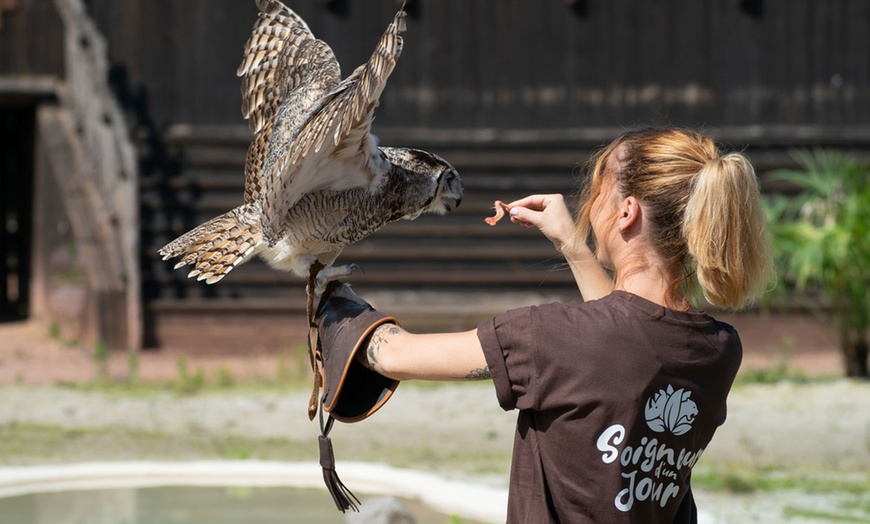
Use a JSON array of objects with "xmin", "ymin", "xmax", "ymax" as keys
[{"xmin": 306, "ymin": 260, "xmax": 326, "ymax": 421}]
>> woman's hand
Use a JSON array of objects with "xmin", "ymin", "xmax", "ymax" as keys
[
  {"xmin": 507, "ymin": 194, "xmax": 614, "ymax": 300},
  {"xmin": 506, "ymin": 194, "xmax": 577, "ymax": 255}
]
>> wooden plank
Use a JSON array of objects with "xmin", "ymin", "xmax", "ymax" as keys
[
  {"xmin": 0, "ymin": 75, "xmax": 57, "ymax": 104},
  {"xmin": 37, "ymin": 107, "xmax": 126, "ymax": 345},
  {"xmin": 149, "ymin": 267, "xmax": 577, "ymax": 288},
  {"xmin": 0, "ymin": 0, "xmax": 63, "ymax": 75},
  {"xmin": 848, "ymin": 0, "xmax": 870, "ymax": 122},
  {"xmin": 67, "ymin": 0, "xmax": 870, "ymax": 131}
]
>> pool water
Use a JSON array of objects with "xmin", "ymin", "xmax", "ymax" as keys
[{"xmin": 0, "ymin": 486, "xmax": 482, "ymax": 524}]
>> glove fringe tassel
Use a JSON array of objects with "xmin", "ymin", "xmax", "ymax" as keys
[
  {"xmin": 311, "ymin": 276, "xmax": 361, "ymax": 512},
  {"xmin": 318, "ymin": 409, "xmax": 360, "ymax": 512},
  {"xmin": 319, "ymin": 434, "xmax": 360, "ymax": 512}
]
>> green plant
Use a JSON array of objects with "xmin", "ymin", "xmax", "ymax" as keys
[
  {"xmin": 48, "ymin": 321, "xmax": 61, "ymax": 340},
  {"xmin": 215, "ymin": 436, "xmax": 253, "ymax": 459},
  {"xmin": 48, "ymin": 322, "xmax": 79, "ymax": 348},
  {"xmin": 214, "ymin": 366, "xmax": 235, "ymax": 389},
  {"xmin": 763, "ymin": 149, "xmax": 870, "ymax": 378},
  {"xmin": 93, "ymin": 340, "xmax": 109, "ymax": 379},
  {"xmin": 292, "ymin": 343, "xmax": 313, "ymax": 381},
  {"xmin": 782, "ymin": 506, "xmax": 869, "ymax": 522},
  {"xmin": 734, "ymin": 339, "xmax": 816, "ymax": 385},
  {"xmin": 175, "ymin": 357, "xmax": 205, "ymax": 394},
  {"xmin": 126, "ymin": 352, "xmax": 139, "ymax": 385},
  {"xmin": 276, "ymin": 349, "xmax": 293, "ymax": 383}
]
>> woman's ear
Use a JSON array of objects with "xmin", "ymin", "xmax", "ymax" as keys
[{"xmin": 617, "ymin": 196, "xmax": 641, "ymax": 234}]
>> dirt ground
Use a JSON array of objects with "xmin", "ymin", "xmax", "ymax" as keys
[{"xmin": 0, "ymin": 317, "xmax": 868, "ymax": 524}]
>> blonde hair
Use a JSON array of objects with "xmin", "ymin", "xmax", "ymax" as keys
[{"xmin": 576, "ymin": 128, "xmax": 773, "ymax": 309}]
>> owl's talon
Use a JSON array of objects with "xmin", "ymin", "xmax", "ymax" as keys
[{"xmin": 313, "ymin": 264, "xmax": 364, "ymax": 296}]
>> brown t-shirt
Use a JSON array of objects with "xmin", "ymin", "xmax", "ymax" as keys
[{"xmin": 477, "ymin": 290, "xmax": 742, "ymax": 523}]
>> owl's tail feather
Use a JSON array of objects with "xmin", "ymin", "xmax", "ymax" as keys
[{"xmin": 158, "ymin": 203, "xmax": 263, "ymax": 285}]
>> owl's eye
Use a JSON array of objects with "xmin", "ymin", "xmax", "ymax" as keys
[{"xmin": 442, "ymin": 170, "xmax": 458, "ymax": 183}]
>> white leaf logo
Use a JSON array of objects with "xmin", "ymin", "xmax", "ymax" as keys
[{"xmin": 644, "ymin": 385, "xmax": 698, "ymax": 436}]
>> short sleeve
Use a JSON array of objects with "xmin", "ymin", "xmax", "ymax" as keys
[{"xmin": 477, "ymin": 307, "xmax": 536, "ymax": 411}]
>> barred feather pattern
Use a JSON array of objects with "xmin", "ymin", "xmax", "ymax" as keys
[
  {"xmin": 158, "ymin": 204, "xmax": 263, "ymax": 285},
  {"xmin": 288, "ymin": 10, "xmax": 407, "ymax": 167},
  {"xmin": 257, "ymin": 9, "xmax": 407, "ymax": 243},
  {"xmin": 243, "ymin": 38, "xmax": 340, "ymax": 205},
  {"xmin": 237, "ymin": 0, "xmax": 321, "ymax": 132},
  {"xmin": 237, "ymin": 0, "xmax": 340, "ymax": 203},
  {"xmin": 262, "ymin": 150, "xmax": 457, "ymax": 275},
  {"xmin": 279, "ymin": 188, "xmax": 406, "ymax": 253}
]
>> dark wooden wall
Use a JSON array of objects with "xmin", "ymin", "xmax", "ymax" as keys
[
  {"xmin": 77, "ymin": 0, "xmax": 870, "ymax": 131},
  {"xmin": 4, "ymin": 0, "xmax": 868, "ymax": 128},
  {"xmin": 0, "ymin": 0, "xmax": 64, "ymax": 78},
  {"xmin": 4, "ymin": 0, "xmax": 870, "ymax": 348}
]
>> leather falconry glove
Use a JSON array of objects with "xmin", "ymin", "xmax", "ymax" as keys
[{"xmin": 313, "ymin": 280, "xmax": 401, "ymax": 512}]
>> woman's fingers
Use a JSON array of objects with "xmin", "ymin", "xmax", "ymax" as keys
[
  {"xmin": 503, "ymin": 194, "xmax": 575, "ymax": 247},
  {"xmin": 507, "ymin": 194, "xmax": 563, "ymax": 226},
  {"xmin": 507, "ymin": 206, "xmax": 540, "ymax": 228},
  {"xmin": 507, "ymin": 194, "xmax": 560, "ymax": 212}
]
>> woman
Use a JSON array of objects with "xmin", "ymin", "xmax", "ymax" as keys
[{"xmin": 316, "ymin": 128, "xmax": 773, "ymax": 522}]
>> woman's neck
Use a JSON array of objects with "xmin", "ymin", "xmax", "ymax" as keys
[
  {"xmin": 607, "ymin": 220, "xmax": 689, "ymax": 310},
  {"xmin": 614, "ymin": 264, "xmax": 688, "ymax": 311}
]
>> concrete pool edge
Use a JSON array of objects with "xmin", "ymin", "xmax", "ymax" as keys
[
  {"xmin": 0, "ymin": 460, "xmax": 508, "ymax": 522},
  {"xmin": 0, "ymin": 461, "xmax": 722, "ymax": 523}
]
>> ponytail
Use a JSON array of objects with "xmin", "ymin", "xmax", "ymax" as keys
[
  {"xmin": 683, "ymin": 153, "xmax": 773, "ymax": 309},
  {"xmin": 577, "ymin": 128, "xmax": 774, "ymax": 310}
]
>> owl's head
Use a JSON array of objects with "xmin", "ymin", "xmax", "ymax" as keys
[{"xmin": 381, "ymin": 147, "xmax": 463, "ymax": 216}]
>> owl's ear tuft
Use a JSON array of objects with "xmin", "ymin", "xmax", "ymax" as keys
[{"xmin": 403, "ymin": 148, "xmax": 440, "ymax": 166}]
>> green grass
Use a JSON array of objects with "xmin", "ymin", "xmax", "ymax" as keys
[
  {"xmin": 734, "ymin": 342, "xmax": 840, "ymax": 386},
  {"xmin": 54, "ymin": 346, "xmax": 316, "ymax": 397},
  {"xmin": 0, "ymin": 416, "xmax": 512, "ymax": 479},
  {"xmin": 693, "ymin": 467, "xmax": 870, "ymax": 522},
  {"xmin": 782, "ymin": 506, "xmax": 870, "ymax": 523},
  {"xmin": 53, "ymin": 349, "xmax": 499, "ymax": 398},
  {"xmin": 736, "ymin": 360, "xmax": 810, "ymax": 386},
  {"xmin": 0, "ymin": 422, "xmax": 315, "ymax": 465},
  {"xmin": 93, "ymin": 340, "xmax": 109, "ymax": 379},
  {"xmin": 692, "ymin": 466, "xmax": 870, "ymax": 495},
  {"xmin": 47, "ymin": 321, "xmax": 79, "ymax": 348},
  {"xmin": 54, "ymin": 375, "xmax": 300, "ymax": 397}
]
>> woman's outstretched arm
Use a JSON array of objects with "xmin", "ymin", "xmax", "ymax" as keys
[
  {"xmin": 361, "ymin": 325, "xmax": 489, "ymax": 382},
  {"xmin": 507, "ymin": 194, "xmax": 614, "ymax": 301}
]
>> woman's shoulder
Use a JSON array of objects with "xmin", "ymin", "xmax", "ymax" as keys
[
  {"xmin": 530, "ymin": 290, "xmax": 661, "ymax": 319},
  {"xmin": 522, "ymin": 293, "xmax": 637, "ymax": 334},
  {"xmin": 531, "ymin": 291, "xmax": 740, "ymax": 344}
]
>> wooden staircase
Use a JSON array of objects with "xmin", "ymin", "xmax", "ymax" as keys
[{"xmin": 138, "ymin": 123, "xmax": 870, "ymax": 352}]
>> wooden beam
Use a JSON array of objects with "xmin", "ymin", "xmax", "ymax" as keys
[
  {"xmin": 0, "ymin": 0, "xmax": 19, "ymax": 31},
  {"xmin": 160, "ymin": 123, "xmax": 870, "ymax": 149}
]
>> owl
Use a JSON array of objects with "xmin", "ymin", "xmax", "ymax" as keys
[{"xmin": 158, "ymin": 0, "xmax": 463, "ymax": 297}]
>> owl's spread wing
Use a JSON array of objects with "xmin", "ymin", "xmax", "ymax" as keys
[
  {"xmin": 288, "ymin": 10, "xmax": 407, "ymax": 167},
  {"xmin": 259, "ymin": 9, "xmax": 408, "ymax": 245},
  {"xmin": 237, "ymin": 0, "xmax": 341, "ymax": 203}
]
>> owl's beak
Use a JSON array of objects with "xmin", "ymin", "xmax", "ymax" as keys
[
  {"xmin": 438, "ymin": 168, "xmax": 463, "ymax": 213},
  {"xmin": 445, "ymin": 196, "xmax": 462, "ymax": 212}
]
